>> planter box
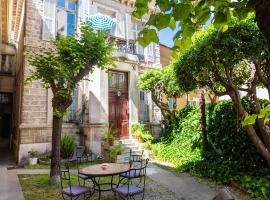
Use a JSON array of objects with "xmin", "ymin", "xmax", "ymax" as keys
[{"xmin": 29, "ymin": 157, "xmax": 38, "ymax": 165}]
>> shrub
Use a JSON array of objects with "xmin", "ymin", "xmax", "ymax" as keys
[
  {"xmin": 60, "ymin": 135, "xmax": 75, "ymax": 159},
  {"xmin": 131, "ymin": 123, "xmax": 154, "ymax": 142},
  {"xmin": 153, "ymin": 99, "xmax": 270, "ymax": 200}
]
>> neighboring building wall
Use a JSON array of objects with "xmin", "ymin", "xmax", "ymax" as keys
[{"xmin": 160, "ymin": 44, "xmax": 213, "ymax": 110}]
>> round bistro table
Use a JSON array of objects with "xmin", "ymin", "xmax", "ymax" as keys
[{"xmin": 79, "ymin": 163, "xmax": 130, "ymax": 200}]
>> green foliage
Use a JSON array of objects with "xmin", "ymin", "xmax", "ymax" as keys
[
  {"xmin": 133, "ymin": 0, "xmax": 256, "ymax": 51},
  {"xmin": 28, "ymin": 149, "xmax": 38, "ymax": 158},
  {"xmin": 153, "ymin": 100, "xmax": 270, "ymax": 199},
  {"xmin": 243, "ymin": 105, "xmax": 270, "ymax": 126},
  {"xmin": 103, "ymin": 127, "xmax": 118, "ymax": 144},
  {"xmin": 110, "ymin": 141, "xmax": 125, "ymax": 159},
  {"xmin": 174, "ymin": 17, "xmax": 267, "ymax": 96},
  {"xmin": 27, "ymin": 23, "xmax": 115, "ymax": 113},
  {"xmin": 60, "ymin": 135, "xmax": 75, "ymax": 159},
  {"xmin": 131, "ymin": 123, "xmax": 154, "ymax": 142},
  {"xmin": 137, "ymin": 66, "xmax": 183, "ymax": 98}
]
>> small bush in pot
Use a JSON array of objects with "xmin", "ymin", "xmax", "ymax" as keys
[
  {"xmin": 110, "ymin": 141, "xmax": 125, "ymax": 162},
  {"xmin": 103, "ymin": 127, "xmax": 118, "ymax": 146},
  {"xmin": 28, "ymin": 149, "xmax": 38, "ymax": 165},
  {"xmin": 60, "ymin": 134, "xmax": 75, "ymax": 159}
]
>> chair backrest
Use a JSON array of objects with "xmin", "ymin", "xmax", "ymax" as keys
[
  {"xmin": 129, "ymin": 149, "xmax": 144, "ymax": 165},
  {"xmin": 71, "ymin": 146, "xmax": 86, "ymax": 160},
  {"xmin": 212, "ymin": 188, "xmax": 235, "ymax": 200},
  {"xmin": 58, "ymin": 162, "xmax": 72, "ymax": 192}
]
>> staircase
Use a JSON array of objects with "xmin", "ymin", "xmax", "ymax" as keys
[{"xmin": 116, "ymin": 138, "xmax": 144, "ymax": 163}]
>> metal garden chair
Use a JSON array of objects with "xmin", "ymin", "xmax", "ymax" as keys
[
  {"xmin": 59, "ymin": 163, "xmax": 92, "ymax": 200},
  {"xmin": 119, "ymin": 150, "xmax": 144, "ymax": 180},
  {"xmin": 114, "ymin": 159, "xmax": 149, "ymax": 200}
]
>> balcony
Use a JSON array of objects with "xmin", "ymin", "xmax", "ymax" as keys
[
  {"xmin": 109, "ymin": 36, "xmax": 145, "ymax": 62},
  {"xmin": 0, "ymin": 54, "xmax": 15, "ymax": 75}
]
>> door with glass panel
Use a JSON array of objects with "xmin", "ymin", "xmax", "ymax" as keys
[{"xmin": 108, "ymin": 70, "xmax": 129, "ymax": 139}]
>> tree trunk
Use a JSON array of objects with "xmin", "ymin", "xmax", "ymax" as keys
[
  {"xmin": 229, "ymin": 89, "xmax": 270, "ymax": 166},
  {"xmin": 267, "ymin": 86, "xmax": 270, "ymax": 101},
  {"xmin": 255, "ymin": 1, "xmax": 270, "ymax": 49},
  {"xmin": 50, "ymin": 110, "xmax": 63, "ymax": 186},
  {"xmin": 199, "ymin": 87, "xmax": 208, "ymax": 150},
  {"xmin": 247, "ymin": 76, "xmax": 270, "ymax": 151}
]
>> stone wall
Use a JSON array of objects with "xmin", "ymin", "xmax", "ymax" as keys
[
  {"xmin": 18, "ymin": 123, "xmax": 80, "ymax": 164},
  {"xmin": 82, "ymin": 124, "xmax": 108, "ymax": 157}
]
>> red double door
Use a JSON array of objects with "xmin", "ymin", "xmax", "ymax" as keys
[{"xmin": 108, "ymin": 71, "xmax": 129, "ymax": 139}]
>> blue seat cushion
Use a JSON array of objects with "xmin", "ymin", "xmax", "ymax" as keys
[
  {"xmin": 115, "ymin": 185, "xmax": 143, "ymax": 196},
  {"xmin": 79, "ymin": 174, "xmax": 89, "ymax": 180},
  {"xmin": 62, "ymin": 185, "xmax": 90, "ymax": 196},
  {"xmin": 120, "ymin": 171, "xmax": 141, "ymax": 178}
]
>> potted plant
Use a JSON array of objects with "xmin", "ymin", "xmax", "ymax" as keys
[
  {"xmin": 103, "ymin": 127, "xmax": 118, "ymax": 146},
  {"xmin": 110, "ymin": 141, "xmax": 125, "ymax": 163},
  {"xmin": 28, "ymin": 149, "xmax": 38, "ymax": 165}
]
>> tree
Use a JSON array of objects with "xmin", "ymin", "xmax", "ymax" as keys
[
  {"xmin": 133, "ymin": 0, "xmax": 270, "ymax": 52},
  {"xmin": 174, "ymin": 18, "xmax": 270, "ymax": 166},
  {"xmin": 137, "ymin": 66, "xmax": 184, "ymax": 127},
  {"xmin": 198, "ymin": 86, "xmax": 208, "ymax": 150},
  {"xmin": 26, "ymin": 24, "xmax": 114, "ymax": 185}
]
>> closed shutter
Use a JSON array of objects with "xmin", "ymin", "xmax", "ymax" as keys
[
  {"xmin": 115, "ymin": 12, "xmax": 126, "ymax": 38},
  {"xmin": 56, "ymin": 9, "xmax": 67, "ymax": 35},
  {"xmin": 42, "ymin": 0, "xmax": 56, "ymax": 40},
  {"xmin": 147, "ymin": 43, "xmax": 156, "ymax": 63},
  {"xmin": 140, "ymin": 91, "xmax": 149, "ymax": 122},
  {"xmin": 126, "ymin": 14, "xmax": 134, "ymax": 40},
  {"xmin": 89, "ymin": 3, "xmax": 97, "ymax": 16}
]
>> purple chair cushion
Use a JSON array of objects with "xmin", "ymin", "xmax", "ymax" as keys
[
  {"xmin": 120, "ymin": 170, "xmax": 141, "ymax": 178},
  {"xmin": 115, "ymin": 185, "xmax": 143, "ymax": 196},
  {"xmin": 79, "ymin": 174, "xmax": 89, "ymax": 180},
  {"xmin": 62, "ymin": 185, "xmax": 90, "ymax": 196}
]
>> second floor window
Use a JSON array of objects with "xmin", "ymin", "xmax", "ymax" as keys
[
  {"xmin": 56, "ymin": 0, "xmax": 77, "ymax": 36},
  {"xmin": 42, "ymin": 0, "xmax": 77, "ymax": 40}
]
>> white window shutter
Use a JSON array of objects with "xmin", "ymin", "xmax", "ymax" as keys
[
  {"xmin": 115, "ymin": 13, "xmax": 126, "ymax": 38},
  {"xmin": 42, "ymin": 0, "xmax": 56, "ymax": 40},
  {"xmin": 146, "ymin": 43, "xmax": 155, "ymax": 63},
  {"xmin": 126, "ymin": 14, "xmax": 134, "ymax": 40},
  {"xmin": 89, "ymin": 3, "xmax": 97, "ymax": 16}
]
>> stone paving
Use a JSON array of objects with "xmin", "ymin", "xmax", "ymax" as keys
[
  {"xmin": 16, "ymin": 163, "xmax": 217, "ymax": 200},
  {"xmin": 0, "ymin": 139, "xmax": 24, "ymax": 200}
]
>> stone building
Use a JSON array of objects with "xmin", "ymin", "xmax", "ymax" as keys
[{"xmin": 0, "ymin": 0, "xmax": 162, "ymax": 164}]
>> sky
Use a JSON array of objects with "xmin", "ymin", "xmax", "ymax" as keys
[{"xmin": 158, "ymin": 28, "xmax": 176, "ymax": 48}]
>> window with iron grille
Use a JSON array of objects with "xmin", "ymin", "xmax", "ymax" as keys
[
  {"xmin": 64, "ymin": 87, "xmax": 78, "ymax": 122},
  {"xmin": 139, "ymin": 91, "xmax": 150, "ymax": 122}
]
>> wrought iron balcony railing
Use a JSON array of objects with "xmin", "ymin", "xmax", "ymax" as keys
[{"xmin": 109, "ymin": 36, "xmax": 145, "ymax": 62}]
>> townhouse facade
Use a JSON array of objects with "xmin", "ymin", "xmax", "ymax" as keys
[{"xmin": 0, "ymin": 0, "xmax": 162, "ymax": 164}]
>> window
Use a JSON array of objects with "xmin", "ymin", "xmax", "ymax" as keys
[
  {"xmin": 42, "ymin": 0, "xmax": 56, "ymax": 40},
  {"xmin": 131, "ymin": 21, "xmax": 144, "ymax": 56},
  {"xmin": 56, "ymin": 0, "xmax": 77, "ymax": 36},
  {"xmin": 168, "ymin": 98, "xmax": 176, "ymax": 111},
  {"xmin": 140, "ymin": 91, "xmax": 150, "ymax": 122},
  {"xmin": 147, "ymin": 42, "xmax": 156, "ymax": 63},
  {"xmin": 65, "ymin": 88, "xmax": 78, "ymax": 122},
  {"xmin": 188, "ymin": 100, "xmax": 198, "ymax": 106},
  {"xmin": 108, "ymin": 71, "xmax": 128, "ymax": 90},
  {"xmin": 0, "ymin": 93, "xmax": 12, "ymax": 104}
]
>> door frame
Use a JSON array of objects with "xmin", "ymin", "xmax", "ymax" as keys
[{"xmin": 108, "ymin": 70, "xmax": 129, "ymax": 139}]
